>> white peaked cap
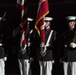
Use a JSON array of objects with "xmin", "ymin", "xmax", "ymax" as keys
[
  {"xmin": 44, "ymin": 17, "xmax": 53, "ymax": 21},
  {"xmin": 27, "ymin": 18, "xmax": 33, "ymax": 21},
  {"xmin": 0, "ymin": 17, "xmax": 2, "ymax": 21},
  {"xmin": 66, "ymin": 16, "xmax": 76, "ymax": 21}
]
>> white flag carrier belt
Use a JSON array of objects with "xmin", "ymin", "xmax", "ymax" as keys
[{"xmin": 43, "ymin": 30, "xmax": 53, "ymax": 53}]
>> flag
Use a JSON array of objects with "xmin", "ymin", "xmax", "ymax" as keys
[
  {"xmin": 35, "ymin": 0, "xmax": 49, "ymax": 45},
  {"xmin": 17, "ymin": 0, "xmax": 28, "ymax": 50}
]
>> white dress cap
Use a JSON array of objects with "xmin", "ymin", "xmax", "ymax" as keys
[
  {"xmin": 66, "ymin": 16, "xmax": 76, "ymax": 21},
  {"xmin": 27, "ymin": 18, "xmax": 33, "ymax": 22},
  {"xmin": 44, "ymin": 17, "xmax": 53, "ymax": 21}
]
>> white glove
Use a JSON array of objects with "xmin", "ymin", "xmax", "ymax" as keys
[
  {"xmin": 40, "ymin": 44, "xmax": 46, "ymax": 57},
  {"xmin": 70, "ymin": 42, "xmax": 76, "ymax": 48},
  {"xmin": 3, "ymin": 57, "xmax": 7, "ymax": 61},
  {"xmin": 20, "ymin": 45, "xmax": 27, "ymax": 54}
]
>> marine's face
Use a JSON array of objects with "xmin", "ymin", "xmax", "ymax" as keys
[{"xmin": 68, "ymin": 21, "xmax": 76, "ymax": 30}]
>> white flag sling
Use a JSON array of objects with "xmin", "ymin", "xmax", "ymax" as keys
[
  {"xmin": 41, "ymin": 30, "xmax": 53, "ymax": 57},
  {"xmin": 44, "ymin": 30, "xmax": 53, "ymax": 52}
]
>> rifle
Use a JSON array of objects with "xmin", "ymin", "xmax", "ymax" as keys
[
  {"xmin": 12, "ymin": 23, "xmax": 22, "ymax": 37},
  {"xmin": 1, "ymin": 12, "xmax": 7, "ymax": 21},
  {"xmin": 12, "ymin": 20, "xmax": 29, "ymax": 37}
]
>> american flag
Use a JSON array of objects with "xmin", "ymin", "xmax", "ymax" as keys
[
  {"xmin": 17, "ymin": 0, "xmax": 28, "ymax": 51},
  {"xmin": 35, "ymin": 0, "xmax": 49, "ymax": 46}
]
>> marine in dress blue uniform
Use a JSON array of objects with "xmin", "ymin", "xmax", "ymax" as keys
[
  {"xmin": 0, "ymin": 16, "xmax": 7, "ymax": 75},
  {"xmin": 37, "ymin": 17, "xmax": 57, "ymax": 75},
  {"xmin": 18, "ymin": 18, "xmax": 34, "ymax": 75},
  {"xmin": 62, "ymin": 16, "xmax": 76, "ymax": 75}
]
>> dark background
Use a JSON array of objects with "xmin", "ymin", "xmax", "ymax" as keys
[{"xmin": 0, "ymin": 0, "xmax": 76, "ymax": 75}]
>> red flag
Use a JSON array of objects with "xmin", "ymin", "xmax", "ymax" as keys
[
  {"xmin": 17, "ymin": 0, "xmax": 28, "ymax": 49},
  {"xmin": 35, "ymin": 0, "xmax": 49, "ymax": 45}
]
